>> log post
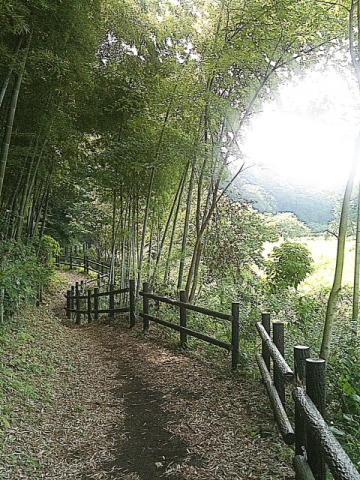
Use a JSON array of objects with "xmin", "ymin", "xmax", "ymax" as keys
[
  {"xmin": 87, "ymin": 290, "xmax": 92, "ymax": 323},
  {"xmin": 70, "ymin": 285, "xmax": 75, "ymax": 320},
  {"xmin": 143, "ymin": 282, "xmax": 150, "ymax": 333},
  {"xmin": 75, "ymin": 283, "xmax": 81, "ymax": 325},
  {"xmin": 66, "ymin": 290, "xmax": 71, "ymax": 319},
  {"xmin": 97, "ymin": 273, "xmax": 101, "ymax": 289},
  {"xmin": 56, "ymin": 255, "xmax": 60, "ymax": 268},
  {"xmin": 94, "ymin": 287, "xmax": 99, "ymax": 321},
  {"xmin": 294, "ymin": 345, "xmax": 310, "ymax": 458},
  {"xmin": 306, "ymin": 358, "xmax": 326, "ymax": 480},
  {"xmin": 179, "ymin": 290, "xmax": 188, "ymax": 348},
  {"xmin": 70, "ymin": 247, "xmax": 73, "ymax": 270},
  {"xmin": 231, "ymin": 302, "xmax": 240, "ymax": 370},
  {"xmin": 109, "ymin": 283, "xmax": 115, "ymax": 319},
  {"xmin": 261, "ymin": 313, "xmax": 271, "ymax": 371},
  {"xmin": 80, "ymin": 280, "xmax": 84, "ymax": 294},
  {"xmin": 273, "ymin": 321, "xmax": 285, "ymax": 406},
  {"xmin": 129, "ymin": 279, "xmax": 136, "ymax": 328}
]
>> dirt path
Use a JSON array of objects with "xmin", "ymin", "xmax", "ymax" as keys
[{"xmin": 1, "ymin": 272, "xmax": 293, "ymax": 479}]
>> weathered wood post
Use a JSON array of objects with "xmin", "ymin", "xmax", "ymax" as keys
[
  {"xmin": 66, "ymin": 290, "xmax": 71, "ymax": 319},
  {"xmin": 294, "ymin": 345, "xmax": 310, "ymax": 458},
  {"xmin": 143, "ymin": 282, "xmax": 150, "ymax": 333},
  {"xmin": 97, "ymin": 273, "xmax": 101, "ymax": 289},
  {"xmin": 273, "ymin": 322, "xmax": 285, "ymax": 405},
  {"xmin": 129, "ymin": 279, "xmax": 136, "ymax": 328},
  {"xmin": 69, "ymin": 247, "xmax": 73, "ymax": 270},
  {"xmin": 94, "ymin": 287, "xmax": 99, "ymax": 321},
  {"xmin": 261, "ymin": 313, "xmax": 271, "ymax": 371},
  {"xmin": 87, "ymin": 290, "xmax": 92, "ymax": 323},
  {"xmin": 75, "ymin": 282, "xmax": 81, "ymax": 325},
  {"xmin": 306, "ymin": 358, "xmax": 326, "ymax": 480},
  {"xmin": 0, "ymin": 287, "xmax": 4, "ymax": 323},
  {"xmin": 56, "ymin": 255, "xmax": 60, "ymax": 268},
  {"xmin": 179, "ymin": 290, "xmax": 188, "ymax": 348},
  {"xmin": 86, "ymin": 256, "xmax": 89, "ymax": 274},
  {"xmin": 70, "ymin": 285, "xmax": 75, "ymax": 320},
  {"xmin": 80, "ymin": 280, "xmax": 84, "ymax": 294},
  {"xmin": 39, "ymin": 284, "xmax": 43, "ymax": 304},
  {"xmin": 231, "ymin": 302, "xmax": 240, "ymax": 370},
  {"xmin": 109, "ymin": 283, "xmax": 115, "ymax": 319}
]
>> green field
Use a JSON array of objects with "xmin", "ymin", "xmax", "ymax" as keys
[{"xmin": 300, "ymin": 237, "xmax": 355, "ymax": 291}]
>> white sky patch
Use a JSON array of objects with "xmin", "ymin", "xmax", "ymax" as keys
[{"xmin": 241, "ymin": 67, "xmax": 360, "ymax": 190}]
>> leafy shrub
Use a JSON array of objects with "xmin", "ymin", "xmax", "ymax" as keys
[
  {"xmin": 0, "ymin": 241, "xmax": 52, "ymax": 319},
  {"xmin": 266, "ymin": 241, "xmax": 313, "ymax": 290},
  {"xmin": 36, "ymin": 235, "xmax": 61, "ymax": 265}
]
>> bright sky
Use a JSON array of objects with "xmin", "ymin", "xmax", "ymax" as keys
[{"xmin": 242, "ymin": 67, "xmax": 360, "ymax": 190}]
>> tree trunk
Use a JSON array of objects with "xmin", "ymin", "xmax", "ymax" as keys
[
  {"xmin": 0, "ymin": 36, "xmax": 23, "ymax": 110},
  {"xmin": 136, "ymin": 168, "xmax": 155, "ymax": 295},
  {"xmin": 352, "ymin": 185, "xmax": 360, "ymax": 333},
  {"xmin": 177, "ymin": 160, "xmax": 196, "ymax": 290},
  {"xmin": 0, "ymin": 33, "xmax": 31, "ymax": 202},
  {"xmin": 320, "ymin": 135, "xmax": 360, "ymax": 360},
  {"xmin": 164, "ymin": 176, "xmax": 184, "ymax": 284}
]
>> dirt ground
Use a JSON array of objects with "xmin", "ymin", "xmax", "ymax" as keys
[{"xmin": 0, "ymin": 272, "xmax": 293, "ymax": 479}]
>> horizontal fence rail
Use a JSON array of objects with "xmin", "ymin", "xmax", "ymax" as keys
[
  {"xmin": 65, "ymin": 279, "xmax": 135, "ymax": 328},
  {"xmin": 140, "ymin": 282, "xmax": 240, "ymax": 370},
  {"xmin": 256, "ymin": 313, "xmax": 360, "ymax": 480}
]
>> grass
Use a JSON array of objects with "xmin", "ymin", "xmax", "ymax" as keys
[
  {"xmin": 301, "ymin": 236, "xmax": 355, "ymax": 291},
  {"xmin": 0, "ymin": 271, "xmax": 66, "ymax": 467}
]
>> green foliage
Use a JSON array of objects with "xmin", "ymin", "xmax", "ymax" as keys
[
  {"xmin": 204, "ymin": 199, "xmax": 278, "ymax": 282},
  {"xmin": 266, "ymin": 241, "xmax": 313, "ymax": 290},
  {"xmin": 267, "ymin": 212, "xmax": 311, "ymax": 239},
  {"xmin": 37, "ymin": 235, "xmax": 61, "ymax": 265},
  {"xmin": 0, "ymin": 241, "xmax": 51, "ymax": 319}
]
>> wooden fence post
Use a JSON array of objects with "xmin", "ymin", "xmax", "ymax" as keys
[
  {"xmin": 56, "ymin": 255, "xmax": 60, "ymax": 268},
  {"xmin": 66, "ymin": 290, "xmax": 71, "ymax": 319},
  {"xmin": 94, "ymin": 287, "xmax": 99, "ymax": 321},
  {"xmin": 80, "ymin": 280, "xmax": 84, "ymax": 294},
  {"xmin": 109, "ymin": 283, "xmax": 115, "ymax": 319},
  {"xmin": 261, "ymin": 313, "xmax": 271, "ymax": 371},
  {"xmin": 70, "ymin": 285, "xmax": 75, "ymax": 320},
  {"xmin": 70, "ymin": 247, "xmax": 73, "ymax": 270},
  {"xmin": 306, "ymin": 358, "xmax": 326, "ymax": 480},
  {"xmin": 294, "ymin": 345, "xmax": 310, "ymax": 458},
  {"xmin": 97, "ymin": 273, "xmax": 101, "ymax": 289},
  {"xmin": 273, "ymin": 322, "xmax": 285, "ymax": 406},
  {"xmin": 75, "ymin": 282, "xmax": 81, "ymax": 325},
  {"xmin": 87, "ymin": 290, "xmax": 92, "ymax": 323},
  {"xmin": 86, "ymin": 256, "xmax": 89, "ymax": 274},
  {"xmin": 179, "ymin": 290, "xmax": 188, "ymax": 348},
  {"xmin": 231, "ymin": 302, "xmax": 240, "ymax": 370},
  {"xmin": 129, "ymin": 279, "xmax": 136, "ymax": 328},
  {"xmin": 143, "ymin": 282, "xmax": 149, "ymax": 333}
]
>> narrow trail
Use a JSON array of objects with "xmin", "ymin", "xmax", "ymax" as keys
[{"xmin": 1, "ymin": 272, "xmax": 293, "ymax": 479}]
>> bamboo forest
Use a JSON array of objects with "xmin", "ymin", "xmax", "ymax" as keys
[{"xmin": 1, "ymin": 1, "xmax": 360, "ymax": 479}]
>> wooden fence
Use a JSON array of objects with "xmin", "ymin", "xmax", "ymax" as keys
[
  {"xmin": 139, "ymin": 282, "xmax": 240, "ymax": 370},
  {"xmin": 65, "ymin": 279, "xmax": 135, "ymax": 327},
  {"xmin": 56, "ymin": 249, "xmax": 360, "ymax": 479},
  {"xmin": 256, "ymin": 314, "xmax": 360, "ymax": 480}
]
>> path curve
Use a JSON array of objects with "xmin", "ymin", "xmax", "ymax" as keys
[{"xmin": 1, "ymin": 272, "xmax": 293, "ymax": 479}]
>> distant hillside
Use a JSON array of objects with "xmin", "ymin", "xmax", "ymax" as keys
[{"xmin": 229, "ymin": 165, "xmax": 339, "ymax": 232}]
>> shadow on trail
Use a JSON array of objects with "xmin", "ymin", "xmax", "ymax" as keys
[{"xmin": 107, "ymin": 363, "xmax": 204, "ymax": 479}]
